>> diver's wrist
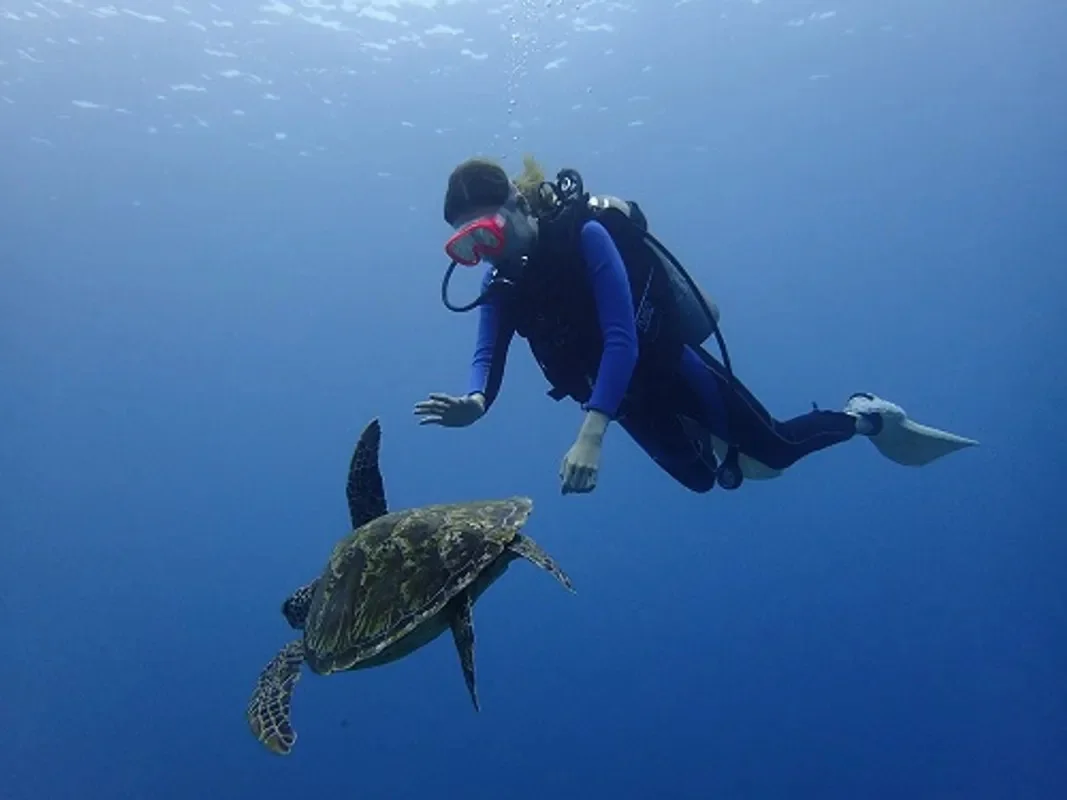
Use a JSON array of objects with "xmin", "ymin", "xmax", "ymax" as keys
[
  {"xmin": 467, "ymin": 392, "xmax": 486, "ymax": 412},
  {"xmin": 578, "ymin": 408, "xmax": 610, "ymax": 441}
]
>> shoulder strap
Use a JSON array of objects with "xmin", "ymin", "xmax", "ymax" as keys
[{"xmin": 587, "ymin": 195, "xmax": 648, "ymax": 233}]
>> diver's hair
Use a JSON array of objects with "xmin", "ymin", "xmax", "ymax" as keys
[
  {"xmin": 442, "ymin": 154, "xmax": 552, "ymax": 225},
  {"xmin": 512, "ymin": 155, "xmax": 554, "ymax": 216},
  {"xmin": 443, "ymin": 157, "xmax": 509, "ymax": 226}
]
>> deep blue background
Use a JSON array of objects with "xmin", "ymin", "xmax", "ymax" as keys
[{"xmin": 3, "ymin": 2, "xmax": 1065, "ymax": 798}]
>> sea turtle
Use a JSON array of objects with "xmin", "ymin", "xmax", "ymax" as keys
[{"xmin": 246, "ymin": 417, "xmax": 575, "ymax": 755}]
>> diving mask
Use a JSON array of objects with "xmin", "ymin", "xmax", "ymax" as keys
[
  {"xmin": 444, "ymin": 211, "xmax": 509, "ymax": 267},
  {"xmin": 443, "ymin": 187, "xmax": 537, "ymax": 268},
  {"xmin": 440, "ymin": 186, "xmax": 541, "ymax": 313}
]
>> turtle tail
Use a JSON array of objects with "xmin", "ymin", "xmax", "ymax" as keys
[{"xmin": 247, "ymin": 639, "xmax": 305, "ymax": 755}]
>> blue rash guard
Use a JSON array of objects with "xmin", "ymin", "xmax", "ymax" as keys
[{"xmin": 467, "ymin": 219, "xmax": 639, "ymax": 418}]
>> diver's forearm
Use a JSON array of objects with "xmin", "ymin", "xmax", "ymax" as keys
[{"xmin": 577, "ymin": 408, "xmax": 610, "ymax": 443}]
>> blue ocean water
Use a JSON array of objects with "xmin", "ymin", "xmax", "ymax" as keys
[{"xmin": 3, "ymin": 1, "xmax": 1066, "ymax": 797}]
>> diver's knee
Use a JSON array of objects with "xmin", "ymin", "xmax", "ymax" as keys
[
  {"xmin": 651, "ymin": 455, "xmax": 716, "ymax": 493},
  {"xmin": 678, "ymin": 471, "xmax": 717, "ymax": 493}
]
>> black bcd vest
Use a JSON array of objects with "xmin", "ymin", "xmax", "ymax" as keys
[{"xmin": 497, "ymin": 201, "xmax": 684, "ymax": 407}]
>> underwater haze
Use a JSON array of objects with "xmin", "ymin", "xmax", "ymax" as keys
[{"xmin": 3, "ymin": 1, "xmax": 1066, "ymax": 798}]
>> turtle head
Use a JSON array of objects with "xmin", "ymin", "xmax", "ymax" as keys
[{"xmin": 281, "ymin": 579, "xmax": 318, "ymax": 630}]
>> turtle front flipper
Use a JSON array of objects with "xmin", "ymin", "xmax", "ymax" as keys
[
  {"xmin": 448, "ymin": 590, "xmax": 480, "ymax": 711},
  {"xmin": 508, "ymin": 534, "xmax": 576, "ymax": 593},
  {"xmin": 247, "ymin": 639, "xmax": 305, "ymax": 756},
  {"xmin": 345, "ymin": 418, "xmax": 388, "ymax": 529}
]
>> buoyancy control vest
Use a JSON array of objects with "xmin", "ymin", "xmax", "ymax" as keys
[{"xmin": 505, "ymin": 193, "xmax": 683, "ymax": 405}]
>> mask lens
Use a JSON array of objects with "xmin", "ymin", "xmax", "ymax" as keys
[
  {"xmin": 447, "ymin": 233, "xmax": 478, "ymax": 265},
  {"xmin": 445, "ymin": 214, "xmax": 507, "ymax": 266}
]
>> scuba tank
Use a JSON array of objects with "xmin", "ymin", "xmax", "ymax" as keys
[{"xmin": 587, "ymin": 194, "xmax": 720, "ymax": 349}]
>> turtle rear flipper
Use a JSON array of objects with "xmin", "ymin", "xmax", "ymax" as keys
[
  {"xmin": 447, "ymin": 590, "xmax": 480, "ymax": 711},
  {"xmin": 508, "ymin": 534, "xmax": 575, "ymax": 593},
  {"xmin": 247, "ymin": 640, "xmax": 305, "ymax": 755}
]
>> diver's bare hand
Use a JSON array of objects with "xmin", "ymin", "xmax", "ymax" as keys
[
  {"xmin": 560, "ymin": 410, "xmax": 609, "ymax": 494},
  {"xmin": 413, "ymin": 392, "xmax": 486, "ymax": 428}
]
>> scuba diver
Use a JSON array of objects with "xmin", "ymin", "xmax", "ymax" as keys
[{"xmin": 413, "ymin": 156, "xmax": 978, "ymax": 495}]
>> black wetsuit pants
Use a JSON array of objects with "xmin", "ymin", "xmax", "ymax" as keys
[{"xmin": 617, "ymin": 344, "xmax": 859, "ymax": 493}]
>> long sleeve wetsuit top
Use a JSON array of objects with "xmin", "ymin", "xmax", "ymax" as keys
[{"xmin": 467, "ymin": 219, "xmax": 639, "ymax": 419}]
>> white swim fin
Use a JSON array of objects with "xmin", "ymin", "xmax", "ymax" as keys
[{"xmin": 844, "ymin": 392, "xmax": 979, "ymax": 467}]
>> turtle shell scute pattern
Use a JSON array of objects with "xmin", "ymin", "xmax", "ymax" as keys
[{"xmin": 303, "ymin": 497, "xmax": 532, "ymax": 673}]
